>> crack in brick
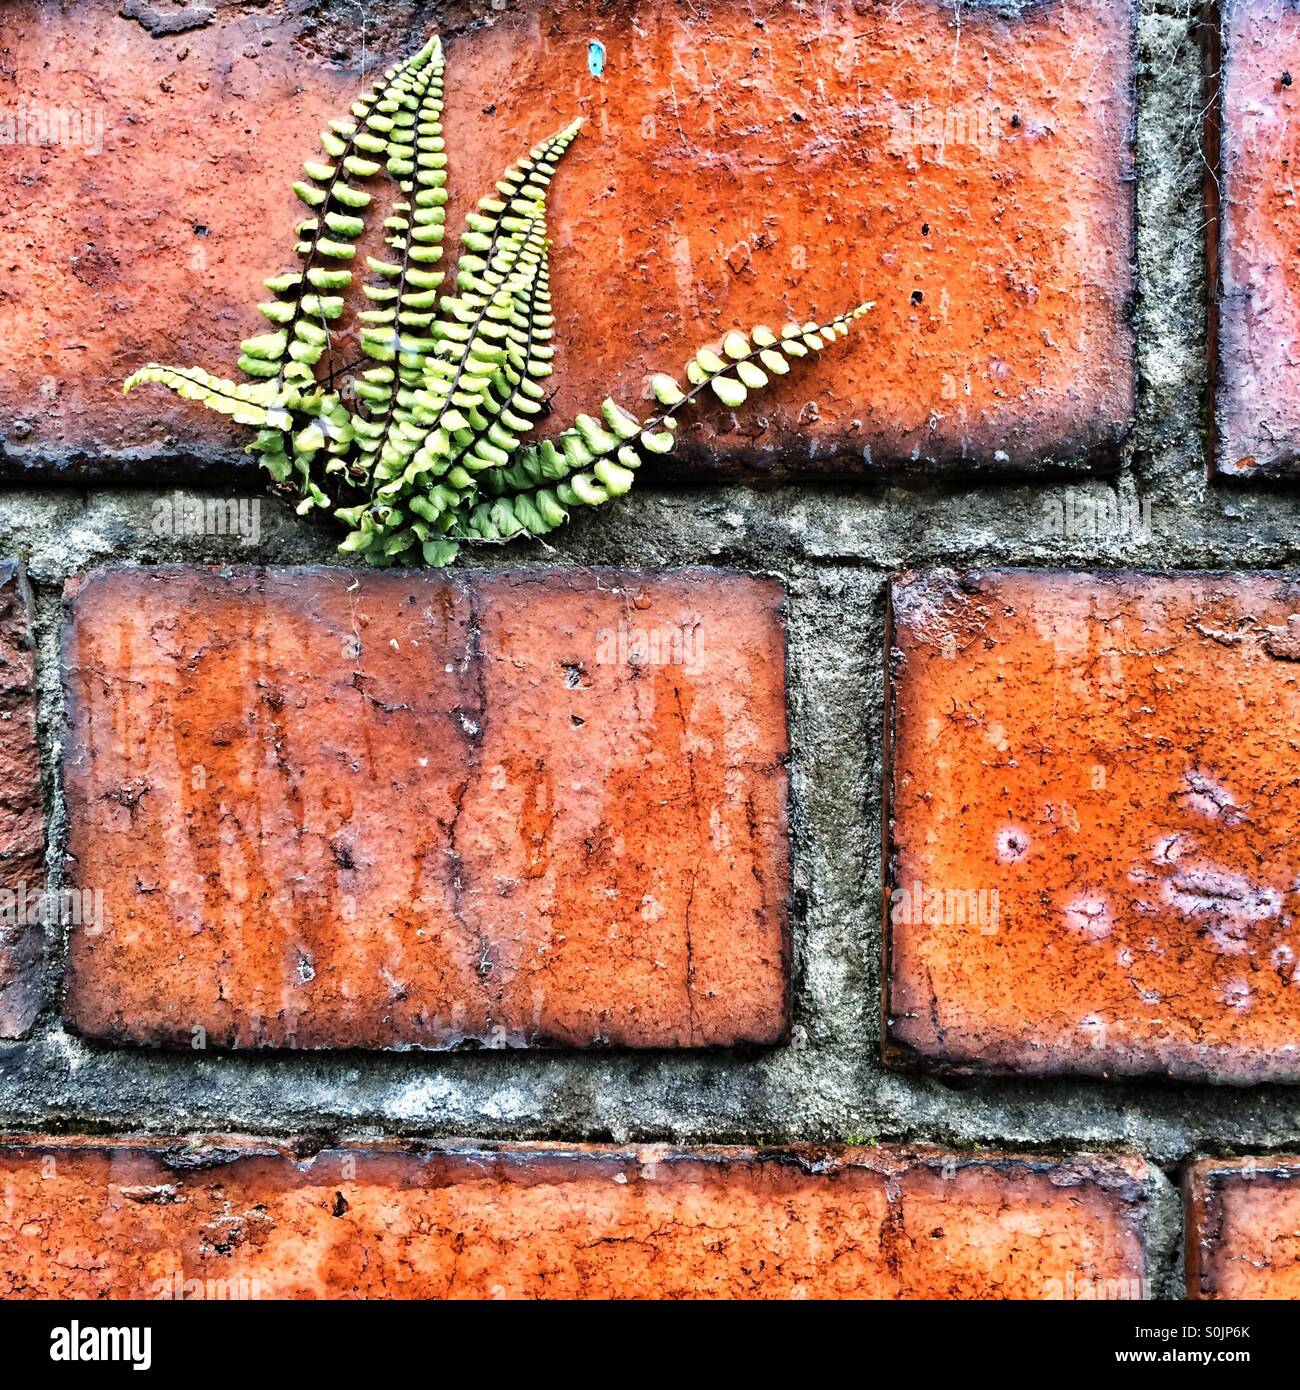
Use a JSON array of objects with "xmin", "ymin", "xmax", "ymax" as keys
[
  {"xmin": 446, "ymin": 577, "xmax": 492, "ymax": 995},
  {"xmin": 671, "ymin": 682, "xmax": 700, "ymax": 1044}
]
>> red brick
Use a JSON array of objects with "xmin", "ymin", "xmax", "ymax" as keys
[
  {"xmin": 4, "ymin": 0, "xmax": 1134, "ymax": 477},
  {"xmin": 0, "ymin": 561, "xmax": 44, "ymax": 1037},
  {"xmin": 61, "ymin": 565, "xmax": 789, "ymax": 1049},
  {"xmin": 1212, "ymin": 0, "xmax": 1300, "ymax": 478},
  {"xmin": 1187, "ymin": 1158, "xmax": 1300, "ymax": 1300},
  {"xmin": 0, "ymin": 1138, "xmax": 1152, "ymax": 1300},
  {"xmin": 886, "ymin": 569, "xmax": 1300, "ymax": 1083}
]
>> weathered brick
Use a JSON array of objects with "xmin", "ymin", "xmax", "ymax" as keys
[
  {"xmin": 886, "ymin": 569, "xmax": 1300, "ymax": 1083},
  {"xmin": 1212, "ymin": 0, "xmax": 1300, "ymax": 478},
  {"xmin": 0, "ymin": 561, "xmax": 44, "ymax": 1037},
  {"xmin": 4, "ymin": 0, "xmax": 1134, "ymax": 477},
  {"xmin": 1187, "ymin": 1158, "xmax": 1300, "ymax": 1300},
  {"xmin": 0, "ymin": 1139, "xmax": 1152, "ymax": 1299},
  {"xmin": 61, "ymin": 565, "xmax": 789, "ymax": 1049},
  {"xmin": 0, "ymin": 0, "xmax": 362, "ymax": 476}
]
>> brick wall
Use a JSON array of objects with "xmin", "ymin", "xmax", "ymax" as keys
[{"xmin": 2, "ymin": 0, "xmax": 1300, "ymax": 1301}]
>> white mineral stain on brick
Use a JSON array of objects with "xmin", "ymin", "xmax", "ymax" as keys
[
  {"xmin": 1157, "ymin": 859, "xmax": 1282, "ymax": 956},
  {"xmin": 1063, "ymin": 896, "xmax": 1112, "ymax": 940},
  {"xmin": 1179, "ymin": 769, "xmax": 1249, "ymax": 825},
  {"xmin": 1223, "ymin": 979, "xmax": 1254, "ymax": 1011},
  {"xmin": 1163, "ymin": 864, "xmax": 1281, "ymax": 922},
  {"xmin": 996, "ymin": 825, "xmax": 1031, "ymax": 863}
]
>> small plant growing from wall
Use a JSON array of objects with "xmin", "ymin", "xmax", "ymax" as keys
[{"xmin": 125, "ymin": 31, "xmax": 871, "ymax": 567}]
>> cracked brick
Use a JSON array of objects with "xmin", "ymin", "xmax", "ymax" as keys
[{"xmin": 61, "ymin": 565, "xmax": 789, "ymax": 1049}]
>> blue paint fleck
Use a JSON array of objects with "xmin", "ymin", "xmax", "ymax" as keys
[{"xmin": 587, "ymin": 39, "xmax": 606, "ymax": 78}]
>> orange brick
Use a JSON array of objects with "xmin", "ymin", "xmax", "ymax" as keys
[
  {"xmin": 3, "ymin": 0, "xmax": 1134, "ymax": 476},
  {"xmin": 1187, "ymin": 1158, "xmax": 1300, "ymax": 1300},
  {"xmin": 61, "ymin": 565, "xmax": 789, "ymax": 1049},
  {"xmin": 886, "ymin": 569, "xmax": 1300, "ymax": 1082},
  {"xmin": 0, "ymin": 1138, "xmax": 1153, "ymax": 1300},
  {"xmin": 0, "ymin": 561, "xmax": 44, "ymax": 1037},
  {"xmin": 1212, "ymin": 0, "xmax": 1300, "ymax": 478}
]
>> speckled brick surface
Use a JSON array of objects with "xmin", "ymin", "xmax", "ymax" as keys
[
  {"xmin": 887, "ymin": 569, "xmax": 1300, "ymax": 1082},
  {"xmin": 0, "ymin": 1139, "xmax": 1153, "ymax": 1300},
  {"xmin": 1187, "ymin": 1158, "xmax": 1300, "ymax": 1299},
  {"xmin": 1212, "ymin": 0, "xmax": 1300, "ymax": 478}
]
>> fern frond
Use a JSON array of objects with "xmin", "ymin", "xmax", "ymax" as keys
[
  {"xmin": 460, "ymin": 304, "xmax": 875, "ymax": 542},
  {"xmin": 248, "ymin": 34, "xmax": 444, "ymax": 392},
  {"xmin": 356, "ymin": 210, "xmax": 544, "ymax": 501},
  {"xmin": 124, "ymin": 364, "xmax": 291, "ymax": 429},
  {"xmin": 392, "ymin": 218, "xmax": 553, "ymax": 494},
  {"xmin": 342, "ymin": 212, "xmax": 560, "ymax": 561},
  {"xmin": 419, "ymin": 119, "xmax": 578, "ymax": 404},
  {"xmin": 668, "ymin": 304, "xmax": 873, "ymax": 416},
  {"xmin": 357, "ymin": 119, "xmax": 580, "ymax": 503},
  {"xmin": 450, "ymin": 117, "xmax": 581, "ymax": 301},
  {"xmin": 352, "ymin": 37, "xmax": 449, "ymax": 466}
]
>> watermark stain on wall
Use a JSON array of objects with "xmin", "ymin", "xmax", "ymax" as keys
[
  {"xmin": 887, "ymin": 100, "xmax": 1006, "ymax": 156},
  {"xmin": 151, "ymin": 492, "xmax": 262, "ymax": 545},
  {"xmin": 0, "ymin": 103, "xmax": 105, "ymax": 155},
  {"xmin": 889, "ymin": 881, "xmax": 1001, "ymax": 935},
  {"xmin": 0, "ymin": 882, "xmax": 105, "ymax": 934},
  {"xmin": 595, "ymin": 618, "xmax": 703, "ymax": 668},
  {"xmin": 1041, "ymin": 489, "xmax": 1154, "ymax": 542}
]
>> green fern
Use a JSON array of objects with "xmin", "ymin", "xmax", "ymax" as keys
[{"xmin": 125, "ymin": 29, "xmax": 872, "ymax": 567}]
